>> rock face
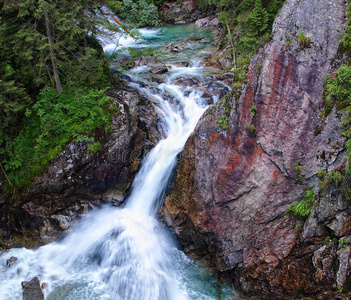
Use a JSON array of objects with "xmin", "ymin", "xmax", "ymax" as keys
[
  {"xmin": 0, "ymin": 79, "xmax": 162, "ymax": 248},
  {"xmin": 164, "ymin": 0, "xmax": 349, "ymax": 298}
]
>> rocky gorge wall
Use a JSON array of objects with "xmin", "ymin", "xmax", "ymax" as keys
[
  {"xmin": 0, "ymin": 79, "xmax": 162, "ymax": 248},
  {"xmin": 163, "ymin": 0, "xmax": 351, "ymax": 298}
]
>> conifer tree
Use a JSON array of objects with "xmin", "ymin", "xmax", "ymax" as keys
[{"xmin": 248, "ymin": 0, "xmax": 269, "ymax": 36}]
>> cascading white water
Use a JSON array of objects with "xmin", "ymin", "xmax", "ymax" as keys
[
  {"xmin": 0, "ymin": 24, "xmax": 236, "ymax": 300},
  {"xmin": 0, "ymin": 76, "xmax": 207, "ymax": 300}
]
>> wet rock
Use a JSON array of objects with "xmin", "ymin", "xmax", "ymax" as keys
[
  {"xmin": 150, "ymin": 65, "xmax": 169, "ymax": 74},
  {"xmin": 150, "ymin": 74, "xmax": 167, "ymax": 84},
  {"xmin": 6, "ymin": 256, "xmax": 18, "ymax": 267},
  {"xmin": 137, "ymin": 55, "xmax": 158, "ymax": 67},
  {"xmin": 169, "ymin": 61, "xmax": 190, "ymax": 67},
  {"xmin": 164, "ymin": 0, "xmax": 347, "ymax": 297},
  {"xmin": 195, "ymin": 17, "xmax": 219, "ymax": 27},
  {"xmin": 164, "ymin": 43, "xmax": 182, "ymax": 53},
  {"xmin": 188, "ymin": 36, "xmax": 203, "ymax": 41},
  {"xmin": 22, "ymin": 277, "xmax": 44, "ymax": 300},
  {"xmin": 174, "ymin": 76, "xmax": 229, "ymax": 104},
  {"xmin": 120, "ymin": 58, "xmax": 135, "ymax": 70}
]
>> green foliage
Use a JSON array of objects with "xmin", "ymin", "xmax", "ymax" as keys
[
  {"xmin": 217, "ymin": 116, "xmax": 230, "ymax": 130},
  {"xmin": 251, "ymin": 104, "xmax": 257, "ymax": 116},
  {"xmin": 247, "ymin": 123, "xmax": 256, "ymax": 132},
  {"xmin": 297, "ymin": 32, "xmax": 312, "ymax": 49},
  {"xmin": 340, "ymin": 238, "xmax": 350, "ymax": 249},
  {"xmin": 248, "ymin": 0, "xmax": 269, "ymax": 35},
  {"xmin": 210, "ymin": 0, "xmax": 284, "ymax": 98},
  {"xmin": 0, "ymin": 0, "xmax": 120, "ymax": 203},
  {"xmin": 289, "ymin": 189, "xmax": 315, "ymax": 218},
  {"xmin": 87, "ymin": 141, "xmax": 102, "ymax": 154},
  {"xmin": 3, "ymin": 86, "xmax": 117, "ymax": 201},
  {"xmin": 317, "ymin": 169, "xmax": 327, "ymax": 178},
  {"xmin": 119, "ymin": 0, "xmax": 161, "ymax": 27}
]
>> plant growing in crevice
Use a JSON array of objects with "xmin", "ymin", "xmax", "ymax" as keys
[
  {"xmin": 297, "ymin": 32, "xmax": 312, "ymax": 49},
  {"xmin": 247, "ymin": 123, "xmax": 255, "ymax": 132},
  {"xmin": 289, "ymin": 189, "xmax": 316, "ymax": 218},
  {"xmin": 217, "ymin": 116, "xmax": 230, "ymax": 130},
  {"xmin": 292, "ymin": 161, "xmax": 303, "ymax": 182},
  {"xmin": 251, "ymin": 104, "xmax": 257, "ymax": 116}
]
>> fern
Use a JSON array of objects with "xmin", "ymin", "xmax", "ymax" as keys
[{"xmin": 289, "ymin": 189, "xmax": 315, "ymax": 218}]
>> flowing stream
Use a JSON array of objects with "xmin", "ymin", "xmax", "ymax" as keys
[{"xmin": 0, "ymin": 24, "xmax": 236, "ymax": 299}]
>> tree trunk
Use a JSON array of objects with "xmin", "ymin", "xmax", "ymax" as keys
[{"xmin": 44, "ymin": 11, "xmax": 62, "ymax": 95}]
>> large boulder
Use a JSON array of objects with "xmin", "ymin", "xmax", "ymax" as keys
[{"xmin": 164, "ymin": 0, "xmax": 349, "ymax": 298}]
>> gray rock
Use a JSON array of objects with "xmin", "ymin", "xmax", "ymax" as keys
[
  {"xmin": 22, "ymin": 277, "xmax": 44, "ymax": 300},
  {"xmin": 150, "ymin": 65, "xmax": 169, "ymax": 74},
  {"xmin": 6, "ymin": 256, "xmax": 18, "ymax": 267},
  {"xmin": 195, "ymin": 17, "xmax": 219, "ymax": 27}
]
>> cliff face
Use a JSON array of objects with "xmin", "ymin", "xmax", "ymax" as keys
[{"xmin": 164, "ymin": 0, "xmax": 349, "ymax": 297}]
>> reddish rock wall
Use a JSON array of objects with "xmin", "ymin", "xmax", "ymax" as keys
[{"xmin": 164, "ymin": 0, "xmax": 350, "ymax": 298}]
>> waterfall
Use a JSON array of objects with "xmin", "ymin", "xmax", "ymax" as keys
[{"xmin": 0, "ymin": 24, "xmax": 235, "ymax": 300}]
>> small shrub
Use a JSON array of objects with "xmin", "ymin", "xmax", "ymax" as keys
[{"xmin": 317, "ymin": 169, "xmax": 327, "ymax": 178}]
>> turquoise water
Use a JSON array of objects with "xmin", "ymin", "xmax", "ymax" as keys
[{"xmin": 104, "ymin": 23, "xmax": 218, "ymax": 63}]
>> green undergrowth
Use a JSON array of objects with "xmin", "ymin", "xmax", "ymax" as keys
[{"xmin": 2, "ymin": 86, "xmax": 118, "ymax": 203}]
